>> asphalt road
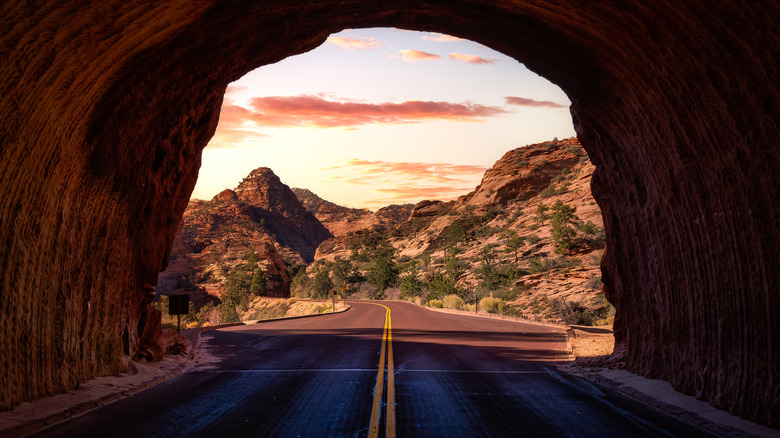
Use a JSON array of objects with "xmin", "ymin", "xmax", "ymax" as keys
[{"xmin": 33, "ymin": 301, "xmax": 714, "ymax": 437}]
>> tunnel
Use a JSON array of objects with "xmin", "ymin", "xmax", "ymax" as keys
[{"xmin": 0, "ymin": 0, "xmax": 778, "ymax": 427}]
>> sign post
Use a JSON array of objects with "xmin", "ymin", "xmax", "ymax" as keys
[{"xmin": 168, "ymin": 294, "xmax": 190, "ymax": 332}]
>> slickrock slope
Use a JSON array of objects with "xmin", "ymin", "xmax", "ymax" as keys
[
  {"xmin": 316, "ymin": 138, "xmax": 607, "ymax": 320},
  {"xmin": 157, "ymin": 168, "xmax": 330, "ymax": 298},
  {"xmin": 1, "ymin": 0, "xmax": 777, "ymax": 427},
  {"xmin": 292, "ymin": 188, "xmax": 413, "ymax": 237}
]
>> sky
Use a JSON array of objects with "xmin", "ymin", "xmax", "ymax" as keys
[{"xmin": 192, "ymin": 28, "xmax": 575, "ymax": 209}]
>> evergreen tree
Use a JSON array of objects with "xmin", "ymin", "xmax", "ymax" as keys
[
  {"xmin": 329, "ymin": 257, "xmax": 352, "ymax": 290},
  {"xmin": 367, "ymin": 237, "xmax": 398, "ymax": 293},
  {"xmin": 250, "ymin": 268, "xmax": 266, "ymax": 295},
  {"xmin": 445, "ymin": 221, "xmax": 466, "ymax": 251},
  {"xmin": 244, "ymin": 248, "xmax": 259, "ymax": 271},
  {"xmin": 312, "ymin": 268, "xmax": 333, "ymax": 298},
  {"xmin": 534, "ymin": 202, "xmax": 549, "ymax": 225},
  {"xmin": 502, "ymin": 230, "xmax": 526, "ymax": 262},
  {"xmin": 551, "ymin": 200, "xmax": 579, "ymax": 254},
  {"xmin": 399, "ymin": 268, "xmax": 424, "ymax": 300}
]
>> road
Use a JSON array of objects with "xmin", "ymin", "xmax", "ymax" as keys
[{"xmin": 33, "ymin": 301, "xmax": 713, "ymax": 437}]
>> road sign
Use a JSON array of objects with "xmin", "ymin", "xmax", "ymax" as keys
[{"xmin": 169, "ymin": 295, "xmax": 189, "ymax": 315}]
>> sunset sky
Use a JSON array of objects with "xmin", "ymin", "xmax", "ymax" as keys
[{"xmin": 193, "ymin": 28, "xmax": 575, "ymax": 209}]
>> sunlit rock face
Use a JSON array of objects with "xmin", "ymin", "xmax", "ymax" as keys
[{"xmin": 0, "ymin": 0, "xmax": 777, "ymax": 426}]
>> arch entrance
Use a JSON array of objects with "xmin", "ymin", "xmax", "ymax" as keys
[{"xmin": 0, "ymin": 1, "xmax": 777, "ymax": 427}]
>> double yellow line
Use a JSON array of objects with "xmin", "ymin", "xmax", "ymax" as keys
[{"xmin": 368, "ymin": 304, "xmax": 395, "ymax": 438}]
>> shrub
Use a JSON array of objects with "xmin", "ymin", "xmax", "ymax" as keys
[
  {"xmin": 479, "ymin": 296, "xmax": 506, "ymax": 314},
  {"xmin": 540, "ymin": 183, "xmax": 557, "ymax": 198},
  {"xmin": 584, "ymin": 276, "xmax": 602, "ymax": 290},
  {"xmin": 443, "ymin": 294, "xmax": 464, "ymax": 310},
  {"xmin": 579, "ymin": 220, "xmax": 598, "ymax": 235},
  {"xmin": 429, "ymin": 299, "xmax": 444, "ymax": 308},
  {"xmin": 550, "ymin": 299, "xmax": 594, "ymax": 326},
  {"xmin": 567, "ymin": 146, "xmax": 579, "ymax": 155},
  {"xmin": 477, "ymin": 225, "xmax": 496, "ymax": 238},
  {"xmin": 482, "ymin": 205, "xmax": 499, "ymax": 222},
  {"xmin": 528, "ymin": 257, "xmax": 579, "ymax": 274}
]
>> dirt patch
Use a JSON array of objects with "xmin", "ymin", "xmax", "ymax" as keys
[{"xmin": 569, "ymin": 325, "xmax": 616, "ymax": 366}]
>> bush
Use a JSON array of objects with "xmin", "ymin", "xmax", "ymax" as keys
[
  {"xmin": 428, "ymin": 299, "xmax": 444, "ymax": 308},
  {"xmin": 584, "ymin": 276, "xmax": 602, "ymax": 290},
  {"xmin": 540, "ymin": 183, "xmax": 557, "ymax": 198},
  {"xmin": 479, "ymin": 296, "xmax": 505, "ymax": 314},
  {"xmin": 550, "ymin": 299, "xmax": 594, "ymax": 326},
  {"xmin": 443, "ymin": 294, "xmax": 464, "ymax": 310},
  {"xmin": 528, "ymin": 257, "xmax": 579, "ymax": 274}
]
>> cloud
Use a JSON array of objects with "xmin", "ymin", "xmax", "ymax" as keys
[
  {"xmin": 449, "ymin": 53, "xmax": 498, "ymax": 65},
  {"xmin": 504, "ymin": 96, "xmax": 567, "ymax": 109},
  {"xmin": 326, "ymin": 36, "xmax": 382, "ymax": 51},
  {"xmin": 206, "ymin": 104, "xmax": 271, "ymax": 148},
  {"xmin": 421, "ymin": 33, "xmax": 464, "ymax": 42},
  {"xmin": 207, "ymin": 94, "xmax": 507, "ymax": 146},
  {"xmin": 224, "ymin": 84, "xmax": 248, "ymax": 96},
  {"xmin": 242, "ymin": 95, "xmax": 506, "ymax": 128},
  {"xmin": 399, "ymin": 49, "xmax": 441, "ymax": 62},
  {"xmin": 323, "ymin": 159, "xmax": 486, "ymax": 205}
]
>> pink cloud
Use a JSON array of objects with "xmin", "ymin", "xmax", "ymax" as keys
[
  {"xmin": 224, "ymin": 84, "xmax": 248, "ymax": 96},
  {"xmin": 207, "ymin": 104, "xmax": 271, "ymax": 148},
  {"xmin": 207, "ymin": 95, "xmax": 507, "ymax": 146},
  {"xmin": 399, "ymin": 49, "xmax": 442, "ymax": 62},
  {"xmin": 421, "ymin": 33, "xmax": 463, "ymax": 42},
  {"xmin": 504, "ymin": 96, "xmax": 566, "ymax": 109},
  {"xmin": 243, "ymin": 95, "xmax": 506, "ymax": 128},
  {"xmin": 449, "ymin": 53, "xmax": 498, "ymax": 65},
  {"xmin": 322, "ymin": 158, "xmax": 488, "ymax": 206},
  {"xmin": 326, "ymin": 36, "xmax": 381, "ymax": 51}
]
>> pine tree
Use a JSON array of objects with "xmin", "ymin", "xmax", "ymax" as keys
[
  {"xmin": 551, "ymin": 200, "xmax": 579, "ymax": 254},
  {"xmin": 312, "ymin": 269, "xmax": 333, "ymax": 299},
  {"xmin": 501, "ymin": 229, "xmax": 525, "ymax": 262},
  {"xmin": 534, "ymin": 202, "xmax": 549, "ymax": 225},
  {"xmin": 250, "ymin": 268, "xmax": 266, "ymax": 295},
  {"xmin": 367, "ymin": 237, "xmax": 398, "ymax": 293}
]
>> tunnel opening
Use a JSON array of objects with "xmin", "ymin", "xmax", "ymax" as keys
[
  {"xmin": 154, "ymin": 28, "xmax": 612, "ymax": 344},
  {"xmin": 0, "ymin": 1, "xmax": 777, "ymax": 428}
]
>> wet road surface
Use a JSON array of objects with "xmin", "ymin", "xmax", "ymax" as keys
[{"xmin": 33, "ymin": 301, "xmax": 714, "ymax": 437}]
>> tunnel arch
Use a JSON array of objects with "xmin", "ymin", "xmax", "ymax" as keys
[{"xmin": 0, "ymin": 0, "xmax": 778, "ymax": 427}]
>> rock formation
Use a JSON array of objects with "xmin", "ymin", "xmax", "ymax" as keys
[
  {"xmin": 157, "ymin": 167, "xmax": 327, "ymax": 299},
  {"xmin": 313, "ymin": 138, "xmax": 607, "ymax": 321},
  {"xmin": 234, "ymin": 168, "xmax": 333, "ymax": 262},
  {"xmin": 0, "ymin": 0, "xmax": 777, "ymax": 427},
  {"xmin": 292, "ymin": 188, "xmax": 413, "ymax": 237}
]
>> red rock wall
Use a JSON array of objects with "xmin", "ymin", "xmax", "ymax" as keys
[{"xmin": 0, "ymin": 0, "xmax": 778, "ymax": 426}]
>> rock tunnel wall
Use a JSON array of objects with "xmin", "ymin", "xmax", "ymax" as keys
[{"xmin": 0, "ymin": 0, "xmax": 778, "ymax": 426}]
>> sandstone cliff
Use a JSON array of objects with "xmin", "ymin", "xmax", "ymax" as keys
[
  {"xmin": 157, "ymin": 167, "xmax": 331, "ymax": 299},
  {"xmin": 312, "ymin": 138, "xmax": 608, "ymax": 322}
]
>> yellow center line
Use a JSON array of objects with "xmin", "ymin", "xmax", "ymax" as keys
[
  {"xmin": 386, "ymin": 312, "xmax": 396, "ymax": 438},
  {"xmin": 367, "ymin": 303, "xmax": 395, "ymax": 438}
]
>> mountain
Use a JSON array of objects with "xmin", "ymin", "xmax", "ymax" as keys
[
  {"xmin": 307, "ymin": 137, "xmax": 610, "ymax": 325},
  {"xmin": 291, "ymin": 188, "xmax": 414, "ymax": 237},
  {"xmin": 159, "ymin": 137, "xmax": 609, "ymax": 326},
  {"xmin": 156, "ymin": 167, "xmax": 332, "ymax": 298}
]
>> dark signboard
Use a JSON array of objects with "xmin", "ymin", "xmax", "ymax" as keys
[{"xmin": 169, "ymin": 294, "xmax": 189, "ymax": 315}]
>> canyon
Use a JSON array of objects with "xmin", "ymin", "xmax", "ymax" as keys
[
  {"xmin": 0, "ymin": 0, "xmax": 777, "ymax": 428},
  {"xmin": 159, "ymin": 138, "xmax": 607, "ymax": 326}
]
